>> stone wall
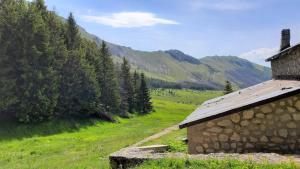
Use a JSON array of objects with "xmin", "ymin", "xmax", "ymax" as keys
[
  {"xmin": 187, "ymin": 94, "xmax": 300, "ymax": 154},
  {"xmin": 271, "ymin": 45, "xmax": 300, "ymax": 80}
]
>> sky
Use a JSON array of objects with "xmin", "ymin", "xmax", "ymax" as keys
[{"xmin": 35, "ymin": 0, "xmax": 300, "ymax": 67}]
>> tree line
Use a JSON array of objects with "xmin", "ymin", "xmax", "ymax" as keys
[{"xmin": 0, "ymin": 0, "xmax": 152, "ymax": 123}]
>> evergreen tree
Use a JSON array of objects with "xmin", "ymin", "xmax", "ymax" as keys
[
  {"xmin": 0, "ymin": 0, "xmax": 143, "ymax": 122},
  {"xmin": 57, "ymin": 50, "xmax": 101, "ymax": 116},
  {"xmin": 98, "ymin": 42, "xmax": 120, "ymax": 114},
  {"xmin": 47, "ymin": 12, "xmax": 69, "ymax": 82},
  {"xmin": 65, "ymin": 13, "xmax": 80, "ymax": 50},
  {"xmin": 137, "ymin": 73, "xmax": 152, "ymax": 114},
  {"xmin": 57, "ymin": 11, "xmax": 101, "ymax": 116},
  {"xmin": 82, "ymin": 39, "xmax": 100, "ymax": 68},
  {"xmin": 34, "ymin": 0, "xmax": 47, "ymax": 15},
  {"xmin": 0, "ymin": 1, "xmax": 60, "ymax": 122},
  {"xmin": 43, "ymin": 6, "xmax": 69, "ymax": 118},
  {"xmin": 119, "ymin": 57, "xmax": 134, "ymax": 114},
  {"xmin": 132, "ymin": 70, "xmax": 140, "ymax": 111},
  {"xmin": 0, "ymin": 0, "xmax": 24, "ymax": 113},
  {"xmin": 224, "ymin": 80, "xmax": 234, "ymax": 94}
]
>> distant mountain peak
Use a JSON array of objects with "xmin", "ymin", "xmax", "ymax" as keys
[
  {"xmin": 165, "ymin": 50, "xmax": 200, "ymax": 64},
  {"xmin": 76, "ymin": 21, "xmax": 271, "ymax": 90}
]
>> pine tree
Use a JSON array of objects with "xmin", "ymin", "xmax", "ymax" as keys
[
  {"xmin": 98, "ymin": 42, "xmax": 120, "ymax": 114},
  {"xmin": 3, "ymin": 1, "xmax": 60, "ymax": 122},
  {"xmin": 224, "ymin": 80, "xmax": 234, "ymax": 94},
  {"xmin": 137, "ymin": 73, "xmax": 152, "ymax": 114},
  {"xmin": 1, "ymin": 0, "xmax": 144, "ymax": 122},
  {"xmin": 57, "ymin": 11, "xmax": 101, "ymax": 116},
  {"xmin": 65, "ymin": 13, "xmax": 80, "ymax": 50},
  {"xmin": 0, "ymin": 0, "xmax": 24, "ymax": 113},
  {"xmin": 132, "ymin": 70, "xmax": 140, "ymax": 111},
  {"xmin": 57, "ymin": 50, "xmax": 101, "ymax": 116},
  {"xmin": 34, "ymin": 0, "xmax": 47, "ymax": 15},
  {"xmin": 81, "ymin": 39, "xmax": 100, "ymax": 68},
  {"xmin": 46, "ymin": 11, "xmax": 69, "ymax": 83},
  {"xmin": 119, "ymin": 57, "xmax": 134, "ymax": 115}
]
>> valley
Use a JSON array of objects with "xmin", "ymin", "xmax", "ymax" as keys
[
  {"xmin": 79, "ymin": 28, "xmax": 271, "ymax": 90},
  {"xmin": 1, "ymin": 1, "xmax": 298, "ymax": 169}
]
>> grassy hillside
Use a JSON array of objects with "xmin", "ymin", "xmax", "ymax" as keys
[
  {"xmin": 200, "ymin": 56, "xmax": 271, "ymax": 88},
  {"xmin": 78, "ymin": 27, "xmax": 271, "ymax": 90},
  {"xmin": 0, "ymin": 90, "xmax": 221, "ymax": 169},
  {"xmin": 110, "ymin": 48, "xmax": 271, "ymax": 90}
]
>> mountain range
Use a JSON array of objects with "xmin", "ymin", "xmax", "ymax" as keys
[{"xmin": 79, "ymin": 25, "xmax": 271, "ymax": 90}]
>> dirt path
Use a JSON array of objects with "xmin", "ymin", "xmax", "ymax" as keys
[{"xmin": 130, "ymin": 124, "xmax": 179, "ymax": 147}]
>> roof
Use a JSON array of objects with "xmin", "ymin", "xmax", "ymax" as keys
[
  {"xmin": 179, "ymin": 80, "xmax": 300, "ymax": 128},
  {"xmin": 266, "ymin": 43, "xmax": 300, "ymax": 61}
]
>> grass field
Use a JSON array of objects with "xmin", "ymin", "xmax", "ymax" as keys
[
  {"xmin": 142, "ymin": 128, "xmax": 188, "ymax": 153},
  {"xmin": 134, "ymin": 158, "xmax": 298, "ymax": 169},
  {"xmin": 151, "ymin": 89, "xmax": 222, "ymax": 105},
  {"xmin": 0, "ymin": 89, "xmax": 221, "ymax": 169}
]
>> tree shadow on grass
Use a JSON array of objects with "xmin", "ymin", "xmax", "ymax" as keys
[{"xmin": 0, "ymin": 117, "xmax": 102, "ymax": 142}]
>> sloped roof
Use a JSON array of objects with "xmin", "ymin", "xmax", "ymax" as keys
[
  {"xmin": 266, "ymin": 43, "xmax": 300, "ymax": 61},
  {"xmin": 179, "ymin": 80, "xmax": 300, "ymax": 128}
]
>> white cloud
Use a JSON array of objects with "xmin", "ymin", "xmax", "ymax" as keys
[
  {"xmin": 81, "ymin": 12, "xmax": 179, "ymax": 28},
  {"xmin": 190, "ymin": 0, "xmax": 256, "ymax": 11},
  {"xmin": 239, "ymin": 47, "xmax": 278, "ymax": 67}
]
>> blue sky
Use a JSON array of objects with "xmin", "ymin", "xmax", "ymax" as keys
[{"xmin": 38, "ymin": 0, "xmax": 300, "ymax": 66}]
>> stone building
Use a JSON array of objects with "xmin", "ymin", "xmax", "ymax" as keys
[
  {"xmin": 267, "ymin": 29, "xmax": 300, "ymax": 80},
  {"xmin": 179, "ymin": 29, "xmax": 300, "ymax": 154}
]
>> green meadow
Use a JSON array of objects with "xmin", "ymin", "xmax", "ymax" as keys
[
  {"xmin": 134, "ymin": 158, "xmax": 298, "ymax": 169},
  {"xmin": 0, "ymin": 89, "xmax": 221, "ymax": 169},
  {"xmin": 142, "ymin": 127, "xmax": 188, "ymax": 153},
  {"xmin": 1, "ymin": 89, "xmax": 297, "ymax": 169}
]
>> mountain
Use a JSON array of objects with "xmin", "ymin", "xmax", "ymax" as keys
[
  {"xmin": 78, "ymin": 26, "xmax": 271, "ymax": 90},
  {"xmin": 199, "ymin": 56, "xmax": 271, "ymax": 88},
  {"xmin": 165, "ymin": 50, "xmax": 200, "ymax": 64}
]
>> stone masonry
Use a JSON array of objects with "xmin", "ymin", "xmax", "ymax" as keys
[
  {"xmin": 187, "ymin": 94, "xmax": 300, "ymax": 154},
  {"xmin": 271, "ymin": 45, "xmax": 300, "ymax": 80}
]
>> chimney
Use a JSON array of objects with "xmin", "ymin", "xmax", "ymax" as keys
[{"xmin": 280, "ymin": 29, "xmax": 290, "ymax": 51}]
